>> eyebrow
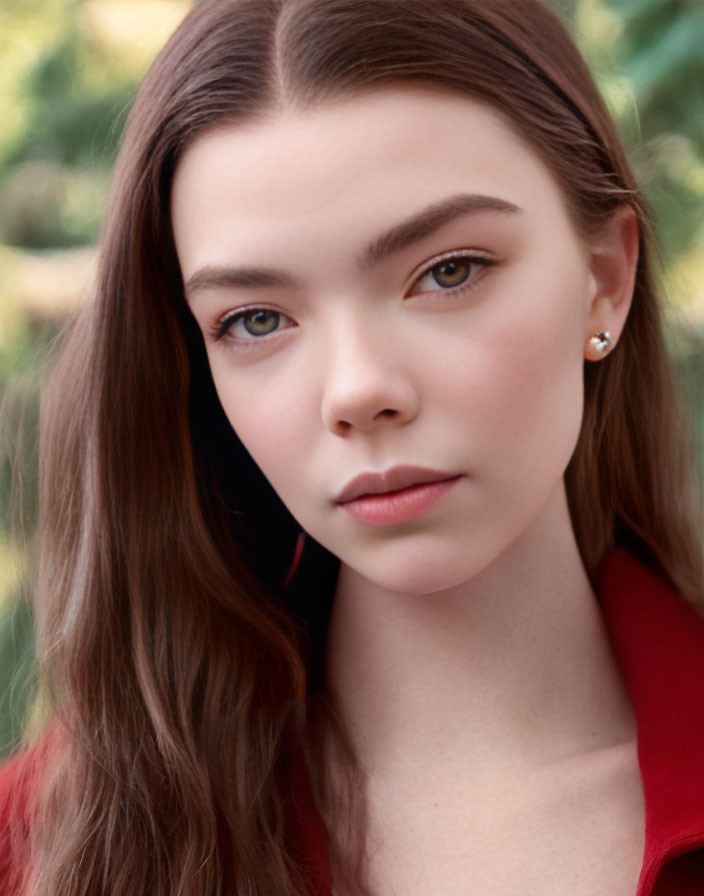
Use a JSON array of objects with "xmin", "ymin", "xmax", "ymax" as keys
[
  {"xmin": 183, "ymin": 193, "xmax": 521, "ymax": 299},
  {"xmin": 358, "ymin": 192, "xmax": 520, "ymax": 269}
]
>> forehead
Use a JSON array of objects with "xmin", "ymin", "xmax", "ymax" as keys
[{"xmin": 171, "ymin": 88, "xmax": 573, "ymax": 265}]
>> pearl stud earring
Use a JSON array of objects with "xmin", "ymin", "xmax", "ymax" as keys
[{"xmin": 588, "ymin": 330, "xmax": 612, "ymax": 355}]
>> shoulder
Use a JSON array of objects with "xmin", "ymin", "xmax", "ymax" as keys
[
  {"xmin": 0, "ymin": 737, "xmax": 52, "ymax": 896},
  {"xmin": 596, "ymin": 548, "xmax": 704, "ymax": 655},
  {"xmin": 597, "ymin": 550, "xmax": 704, "ymax": 894}
]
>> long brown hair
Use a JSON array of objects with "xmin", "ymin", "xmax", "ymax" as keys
[{"xmin": 27, "ymin": 1, "xmax": 703, "ymax": 894}]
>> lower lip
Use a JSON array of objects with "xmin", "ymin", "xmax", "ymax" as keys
[{"xmin": 338, "ymin": 477, "xmax": 460, "ymax": 527}]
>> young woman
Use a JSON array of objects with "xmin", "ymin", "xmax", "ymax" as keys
[{"xmin": 2, "ymin": 1, "xmax": 703, "ymax": 894}]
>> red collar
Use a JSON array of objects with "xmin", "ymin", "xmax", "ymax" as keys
[
  {"xmin": 597, "ymin": 549, "xmax": 704, "ymax": 893},
  {"xmin": 297, "ymin": 550, "xmax": 704, "ymax": 894}
]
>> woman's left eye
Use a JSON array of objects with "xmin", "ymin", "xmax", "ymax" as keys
[{"xmin": 409, "ymin": 253, "xmax": 493, "ymax": 296}]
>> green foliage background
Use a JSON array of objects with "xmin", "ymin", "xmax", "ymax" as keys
[{"xmin": 0, "ymin": 0, "xmax": 703, "ymax": 759}]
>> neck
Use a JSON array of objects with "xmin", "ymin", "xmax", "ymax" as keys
[{"xmin": 324, "ymin": 486, "xmax": 635, "ymax": 789}]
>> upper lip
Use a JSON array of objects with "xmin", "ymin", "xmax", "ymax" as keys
[{"xmin": 334, "ymin": 465, "xmax": 458, "ymax": 504}]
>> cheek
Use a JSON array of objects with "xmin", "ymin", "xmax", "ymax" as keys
[
  {"xmin": 483, "ymin": 299, "xmax": 586, "ymax": 474},
  {"xmin": 436, "ymin": 277, "xmax": 587, "ymax": 473},
  {"xmin": 501, "ymin": 322, "xmax": 581, "ymax": 409},
  {"xmin": 210, "ymin": 359, "xmax": 313, "ymax": 491}
]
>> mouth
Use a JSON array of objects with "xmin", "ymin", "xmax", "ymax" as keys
[
  {"xmin": 335, "ymin": 467, "xmax": 461, "ymax": 527},
  {"xmin": 335, "ymin": 465, "xmax": 459, "ymax": 504}
]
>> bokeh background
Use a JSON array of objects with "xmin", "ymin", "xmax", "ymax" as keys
[{"xmin": 1, "ymin": 0, "xmax": 703, "ymax": 760}]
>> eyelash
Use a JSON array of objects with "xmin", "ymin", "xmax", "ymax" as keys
[
  {"xmin": 211, "ymin": 250, "xmax": 495, "ymax": 346},
  {"xmin": 407, "ymin": 250, "xmax": 494, "ymax": 298}
]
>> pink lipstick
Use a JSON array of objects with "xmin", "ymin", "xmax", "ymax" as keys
[{"xmin": 335, "ymin": 466, "xmax": 460, "ymax": 527}]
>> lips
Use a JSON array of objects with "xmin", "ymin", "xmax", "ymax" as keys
[{"xmin": 334, "ymin": 465, "xmax": 458, "ymax": 504}]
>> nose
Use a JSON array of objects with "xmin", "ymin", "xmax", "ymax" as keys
[{"xmin": 320, "ymin": 324, "xmax": 420, "ymax": 436}]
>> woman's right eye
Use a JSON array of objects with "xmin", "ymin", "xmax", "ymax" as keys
[{"xmin": 215, "ymin": 308, "xmax": 295, "ymax": 343}]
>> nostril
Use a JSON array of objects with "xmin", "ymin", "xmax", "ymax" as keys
[{"xmin": 331, "ymin": 407, "xmax": 404, "ymax": 435}]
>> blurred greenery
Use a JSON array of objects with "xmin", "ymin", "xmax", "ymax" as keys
[
  {"xmin": 0, "ymin": 0, "xmax": 190, "ymax": 757},
  {"xmin": 0, "ymin": 0, "xmax": 703, "ymax": 759},
  {"xmin": 574, "ymin": 0, "xmax": 704, "ymax": 269},
  {"xmin": 0, "ymin": 0, "xmax": 188, "ymax": 247}
]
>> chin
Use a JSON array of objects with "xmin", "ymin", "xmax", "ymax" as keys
[
  {"xmin": 349, "ymin": 552, "xmax": 490, "ymax": 597},
  {"xmin": 327, "ymin": 525, "xmax": 510, "ymax": 597}
]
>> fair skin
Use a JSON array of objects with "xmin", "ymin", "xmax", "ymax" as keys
[{"xmin": 173, "ymin": 89, "xmax": 642, "ymax": 894}]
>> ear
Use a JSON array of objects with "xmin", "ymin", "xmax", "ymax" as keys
[{"xmin": 584, "ymin": 205, "xmax": 639, "ymax": 362}]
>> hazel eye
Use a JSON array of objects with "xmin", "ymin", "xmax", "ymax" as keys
[
  {"xmin": 216, "ymin": 308, "xmax": 294, "ymax": 342},
  {"xmin": 431, "ymin": 259, "xmax": 472, "ymax": 288},
  {"xmin": 410, "ymin": 253, "xmax": 492, "ymax": 296},
  {"xmin": 240, "ymin": 309, "xmax": 282, "ymax": 336}
]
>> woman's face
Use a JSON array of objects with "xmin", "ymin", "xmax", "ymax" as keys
[{"xmin": 173, "ymin": 89, "xmax": 611, "ymax": 595}]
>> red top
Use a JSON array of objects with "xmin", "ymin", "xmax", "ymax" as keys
[
  {"xmin": 3, "ymin": 549, "xmax": 704, "ymax": 894},
  {"xmin": 596, "ymin": 550, "xmax": 704, "ymax": 893}
]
